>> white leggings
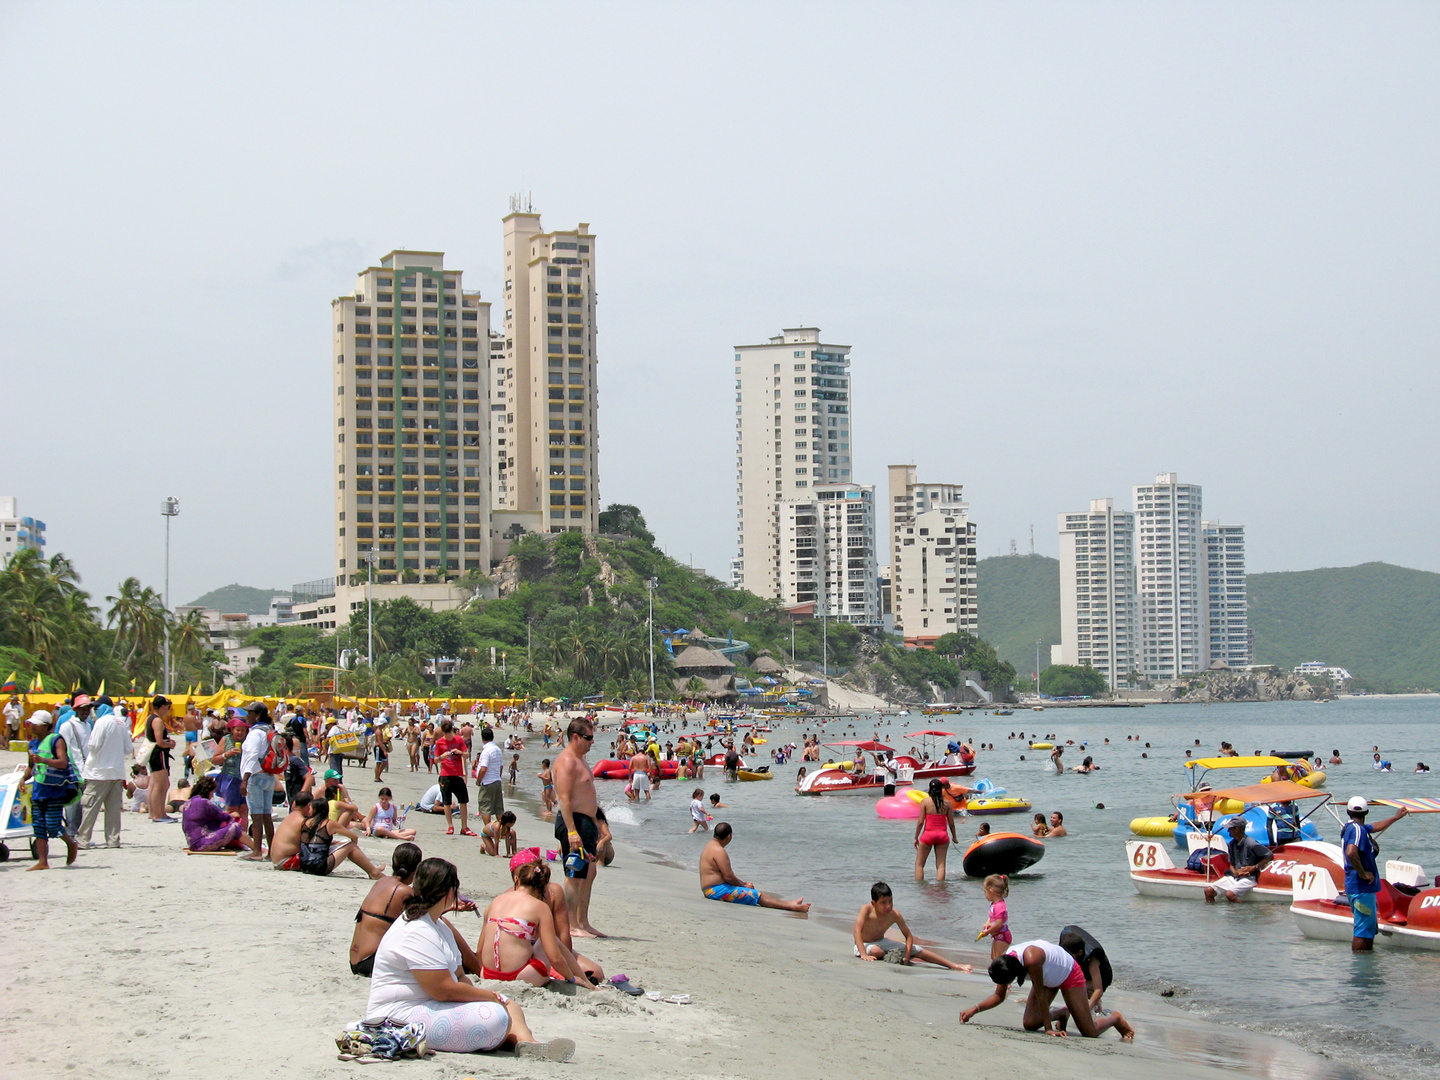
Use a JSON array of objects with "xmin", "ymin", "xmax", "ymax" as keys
[{"xmin": 402, "ymin": 1001, "xmax": 510, "ymax": 1052}]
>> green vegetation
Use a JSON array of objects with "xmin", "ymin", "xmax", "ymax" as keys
[
  {"xmin": 1039, "ymin": 664, "xmax": 1107, "ymax": 697},
  {"xmin": 977, "ymin": 555, "xmax": 1060, "ymax": 677},
  {"xmin": 236, "ymin": 506, "xmax": 1015, "ymax": 703},
  {"xmin": 185, "ymin": 583, "xmax": 282, "ymax": 615},
  {"xmin": 1249, "ymin": 562, "xmax": 1440, "ymax": 692},
  {"xmin": 0, "ymin": 548, "xmax": 225, "ymax": 692}
]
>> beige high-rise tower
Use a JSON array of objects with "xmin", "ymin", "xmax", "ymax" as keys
[
  {"xmin": 331, "ymin": 251, "xmax": 491, "ymax": 590},
  {"xmin": 886, "ymin": 465, "xmax": 977, "ymax": 645},
  {"xmin": 499, "ymin": 211, "xmax": 599, "ymax": 534}
]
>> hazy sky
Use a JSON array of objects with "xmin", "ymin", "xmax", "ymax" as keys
[{"xmin": 3, "ymin": 2, "xmax": 1437, "ymax": 608}]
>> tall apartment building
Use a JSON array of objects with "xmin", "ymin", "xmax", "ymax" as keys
[
  {"xmin": 775, "ymin": 484, "xmax": 880, "ymax": 625},
  {"xmin": 330, "ymin": 250, "xmax": 492, "ymax": 590},
  {"xmin": 487, "ymin": 330, "xmax": 512, "ymax": 511},
  {"xmin": 1202, "ymin": 521, "xmax": 1250, "ymax": 668},
  {"xmin": 886, "ymin": 466, "xmax": 977, "ymax": 646},
  {"xmin": 0, "ymin": 496, "xmax": 45, "ymax": 564},
  {"xmin": 1134, "ymin": 472, "xmax": 1205, "ymax": 679},
  {"xmin": 500, "ymin": 213, "xmax": 599, "ymax": 534},
  {"xmin": 1056, "ymin": 498, "xmax": 1137, "ymax": 689},
  {"xmin": 732, "ymin": 328, "xmax": 853, "ymax": 599}
]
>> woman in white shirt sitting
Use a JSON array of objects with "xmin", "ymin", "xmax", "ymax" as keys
[{"xmin": 365, "ymin": 858, "xmax": 575, "ymax": 1061}]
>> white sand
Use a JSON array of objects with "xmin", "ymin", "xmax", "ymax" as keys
[{"xmin": 0, "ymin": 743, "xmax": 1354, "ymax": 1080}]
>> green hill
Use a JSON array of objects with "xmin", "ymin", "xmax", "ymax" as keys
[
  {"xmin": 974, "ymin": 556, "xmax": 1440, "ymax": 693},
  {"xmin": 186, "ymin": 583, "xmax": 283, "ymax": 614},
  {"xmin": 1248, "ymin": 562, "xmax": 1440, "ymax": 692},
  {"xmin": 977, "ymin": 555, "xmax": 1061, "ymax": 679}
]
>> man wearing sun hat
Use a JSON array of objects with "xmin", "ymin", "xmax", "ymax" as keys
[{"xmin": 1342, "ymin": 795, "xmax": 1409, "ymax": 952}]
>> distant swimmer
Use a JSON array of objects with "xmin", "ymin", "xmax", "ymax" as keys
[
  {"xmin": 1329, "ymin": 750, "xmax": 1343, "ymax": 765},
  {"xmin": 1050, "ymin": 745, "xmax": 1064, "ymax": 772},
  {"xmin": 1047, "ymin": 812, "xmax": 1067, "ymax": 837},
  {"xmin": 960, "ymin": 939, "xmax": 1134, "ymax": 1040},
  {"xmin": 699, "ymin": 822, "xmax": 809, "ymax": 913},
  {"xmin": 1373, "ymin": 754, "xmax": 1392, "ymax": 772},
  {"xmin": 1071, "ymin": 756, "xmax": 1098, "ymax": 774},
  {"xmin": 1416, "ymin": 762, "xmax": 1431, "ymax": 774},
  {"xmin": 853, "ymin": 881, "xmax": 972, "ymax": 971}
]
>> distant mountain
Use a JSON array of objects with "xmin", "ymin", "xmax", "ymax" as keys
[
  {"xmin": 186, "ymin": 583, "xmax": 284, "ymax": 615},
  {"xmin": 977, "ymin": 555, "xmax": 1061, "ymax": 679},
  {"xmin": 976, "ymin": 556, "xmax": 1440, "ymax": 693},
  {"xmin": 1248, "ymin": 562, "xmax": 1440, "ymax": 692}
]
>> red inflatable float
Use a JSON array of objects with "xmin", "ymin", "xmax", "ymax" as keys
[{"xmin": 591, "ymin": 758, "xmax": 681, "ymax": 780}]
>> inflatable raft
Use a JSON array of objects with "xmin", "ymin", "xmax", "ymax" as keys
[
  {"xmin": 961, "ymin": 832, "xmax": 1045, "ymax": 877},
  {"xmin": 1129, "ymin": 816, "xmax": 1175, "ymax": 837},
  {"xmin": 967, "ymin": 796, "xmax": 1032, "ymax": 816},
  {"xmin": 737, "ymin": 768, "xmax": 773, "ymax": 781}
]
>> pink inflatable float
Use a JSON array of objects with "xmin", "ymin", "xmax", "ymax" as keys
[{"xmin": 875, "ymin": 790, "xmax": 926, "ymax": 819}]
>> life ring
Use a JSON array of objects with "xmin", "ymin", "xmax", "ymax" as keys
[{"xmin": 961, "ymin": 832, "xmax": 1045, "ymax": 877}]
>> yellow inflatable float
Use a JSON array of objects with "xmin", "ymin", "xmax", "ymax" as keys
[
  {"xmin": 1129, "ymin": 816, "xmax": 1176, "ymax": 837},
  {"xmin": 1029, "ymin": 742, "xmax": 1054, "ymax": 750}
]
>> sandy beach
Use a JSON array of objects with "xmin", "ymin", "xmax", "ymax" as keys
[{"xmin": 0, "ymin": 732, "xmax": 1371, "ymax": 1080}]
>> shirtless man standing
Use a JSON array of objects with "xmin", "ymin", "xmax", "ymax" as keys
[
  {"xmin": 628, "ymin": 747, "xmax": 652, "ymax": 802},
  {"xmin": 554, "ymin": 717, "xmax": 605, "ymax": 937},
  {"xmin": 699, "ymin": 823, "xmax": 810, "ymax": 913}
]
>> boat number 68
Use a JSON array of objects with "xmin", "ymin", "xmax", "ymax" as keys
[{"xmin": 1132, "ymin": 845, "xmax": 1158, "ymax": 867}]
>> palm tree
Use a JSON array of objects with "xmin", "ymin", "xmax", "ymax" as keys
[
  {"xmin": 171, "ymin": 609, "xmax": 208, "ymax": 671},
  {"xmin": 106, "ymin": 577, "xmax": 147, "ymax": 657}
]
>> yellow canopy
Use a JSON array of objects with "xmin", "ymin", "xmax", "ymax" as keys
[
  {"xmin": 1186, "ymin": 755, "xmax": 1289, "ymax": 771},
  {"xmin": 1181, "ymin": 780, "xmax": 1328, "ymax": 805}
]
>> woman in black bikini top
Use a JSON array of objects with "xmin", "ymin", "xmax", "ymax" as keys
[{"xmin": 349, "ymin": 842, "xmax": 423, "ymax": 976}]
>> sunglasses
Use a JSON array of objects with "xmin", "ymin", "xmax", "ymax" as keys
[{"xmin": 576, "ymin": 732, "xmax": 595, "ymax": 741}]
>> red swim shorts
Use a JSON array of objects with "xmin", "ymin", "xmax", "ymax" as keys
[{"xmin": 1060, "ymin": 960, "xmax": 1086, "ymax": 990}]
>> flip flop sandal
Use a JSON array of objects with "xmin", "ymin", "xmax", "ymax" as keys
[{"xmin": 663, "ymin": 994, "xmax": 692, "ymax": 1005}]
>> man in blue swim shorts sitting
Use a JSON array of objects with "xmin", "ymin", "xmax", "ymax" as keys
[{"xmin": 699, "ymin": 823, "xmax": 810, "ymax": 913}]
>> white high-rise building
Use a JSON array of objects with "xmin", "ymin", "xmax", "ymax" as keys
[
  {"xmin": 776, "ymin": 484, "xmax": 880, "ymax": 625},
  {"xmin": 732, "ymin": 328, "xmax": 853, "ymax": 599},
  {"xmin": 499, "ymin": 212, "xmax": 600, "ymax": 534},
  {"xmin": 887, "ymin": 466, "xmax": 977, "ymax": 646},
  {"xmin": 1134, "ymin": 473, "xmax": 1205, "ymax": 679},
  {"xmin": 1056, "ymin": 499, "xmax": 1136, "ymax": 689},
  {"xmin": 0, "ymin": 496, "xmax": 45, "ymax": 563},
  {"xmin": 1203, "ymin": 521, "xmax": 1250, "ymax": 668}
]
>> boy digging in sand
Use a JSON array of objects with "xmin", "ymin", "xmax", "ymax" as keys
[{"xmin": 853, "ymin": 881, "xmax": 973, "ymax": 971}]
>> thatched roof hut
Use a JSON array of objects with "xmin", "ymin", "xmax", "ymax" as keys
[
  {"xmin": 673, "ymin": 645, "xmax": 734, "ymax": 674},
  {"xmin": 751, "ymin": 655, "xmax": 786, "ymax": 676}
]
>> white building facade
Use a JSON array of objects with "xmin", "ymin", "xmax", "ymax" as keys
[
  {"xmin": 732, "ymin": 328, "xmax": 853, "ymax": 599},
  {"xmin": 1202, "ymin": 521, "xmax": 1250, "ymax": 668},
  {"xmin": 1134, "ymin": 473, "xmax": 1205, "ymax": 679},
  {"xmin": 0, "ymin": 496, "xmax": 45, "ymax": 563},
  {"xmin": 1056, "ymin": 498, "xmax": 1137, "ymax": 689},
  {"xmin": 887, "ymin": 466, "xmax": 977, "ymax": 646},
  {"xmin": 776, "ymin": 484, "xmax": 880, "ymax": 625}
]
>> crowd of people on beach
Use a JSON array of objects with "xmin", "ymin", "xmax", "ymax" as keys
[{"xmin": 14, "ymin": 688, "xmax": 1431, "ymax": 1059}]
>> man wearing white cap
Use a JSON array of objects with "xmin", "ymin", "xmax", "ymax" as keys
[{"xmin": 1342, "ymin": 796, "xmax": 1409, "ymax": 952}]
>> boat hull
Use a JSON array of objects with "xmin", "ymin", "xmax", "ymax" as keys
[
  {"xmin": 1126, "ymin": 839, "xmax": 1344, "ymax": 901},
  {"xmin": 797, "ymin": 770, "xmax": 908, "ymax": 796}
]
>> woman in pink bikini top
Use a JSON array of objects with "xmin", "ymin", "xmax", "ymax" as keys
[{"xmin": 477, "ymin": 861, "xmax": 592, "ymax": 987}]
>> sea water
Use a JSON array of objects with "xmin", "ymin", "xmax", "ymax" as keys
[{"xmin": 597, "ymin": 696, "xmax": 1440, "ymax": 1080}]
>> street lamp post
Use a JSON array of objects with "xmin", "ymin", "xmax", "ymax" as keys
[
  {"xmin": 646, "ymin": 577, "xmax": 658, "ymax": 704},
  {"xmin": 161, "ymin": 497, "xmax": 180, "ymax": 695},
  {"xmin": 1035, "ymin": 638, "xmax": 1042, "ymax": 697}
]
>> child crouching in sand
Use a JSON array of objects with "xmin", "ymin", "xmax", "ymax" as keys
[
  {"xmin": 853, "ymin": 882, "xmax": 972, "ymax": 971},
  {"xmin": 480, "ymin": 810, "xmax": 518, "ymax": 857}
]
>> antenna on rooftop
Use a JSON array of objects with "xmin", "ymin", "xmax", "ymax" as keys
[
  {"xmin": 1029, "ymin": 525, "xmax": 1034, "ymax": 556},
  {"xmin": 1009, "ymin": 538, "xmax": 1017, "ymax": 557},
  {"xmin": 508, "ymin": 191, "xmax": 536, "ymax": 214}
]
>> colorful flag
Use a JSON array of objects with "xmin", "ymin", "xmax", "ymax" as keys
[
  {"xmin": 0, "ymin": 672, "xmax": 15, "ymax": 695},
  {"xmin": 31, "ymin": 672, "xmax": 44, "ymax": 693},
  {"xmin": 146, "ymin": 680, "xmax": 157, "ymax": 694},
  {"xmin": 96, "ymin": 679, "xmax": 105, "ymax": 696}
]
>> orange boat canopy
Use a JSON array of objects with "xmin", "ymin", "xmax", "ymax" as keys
[{"xmin": 1180, "ymin": 780, "xmax": 1329, "ymax": 805}]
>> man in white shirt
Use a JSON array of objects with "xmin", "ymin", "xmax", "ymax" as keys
[
  {"xmin": 78, "ymin": 697, "xmax": 129, "ymax": 847},
  {"xmin": 239, "ymin": 702, "xmax": 277, "ymax": 860},
  {"xmin": 474, "ymin": 725, "xmax": 505, "ymax": 825},
  {"xmin": 4, "ymin": 694, "xmax": 22, "ymax": 742},
  {"xmin": 58, "ymin": 696, "xmax": 95, "ymax": 833}
]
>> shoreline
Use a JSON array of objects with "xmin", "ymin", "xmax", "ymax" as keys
[{"xmin": 0, "ymin": 736, "xmax": 1379, "ymax": 1080}]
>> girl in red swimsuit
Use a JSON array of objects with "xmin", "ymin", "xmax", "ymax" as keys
[
  {"xmin": 913, "ymin": 778, "xmax": 958, "ymax": 882},
  {"xmin": 477, "ymin": 862, "xmax": 593, "ymax": 987}
]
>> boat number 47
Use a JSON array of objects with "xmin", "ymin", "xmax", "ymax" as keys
[{"xmin": 1293, "ymin": 869, "xmax": 1319, "ymax": 889}]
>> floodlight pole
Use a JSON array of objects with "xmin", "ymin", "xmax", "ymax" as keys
[
  {"xmin": 366, "ymin": 547, "xmax": 378, "ymax": 669},
  {"xmin": 161, "ymin": 497, "xmax": 180, "ymax": 695}
]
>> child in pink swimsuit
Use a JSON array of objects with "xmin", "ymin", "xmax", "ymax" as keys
[{"xmin": 979, "ymin": 874, "xmax": 1011, "ymax": 960}]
